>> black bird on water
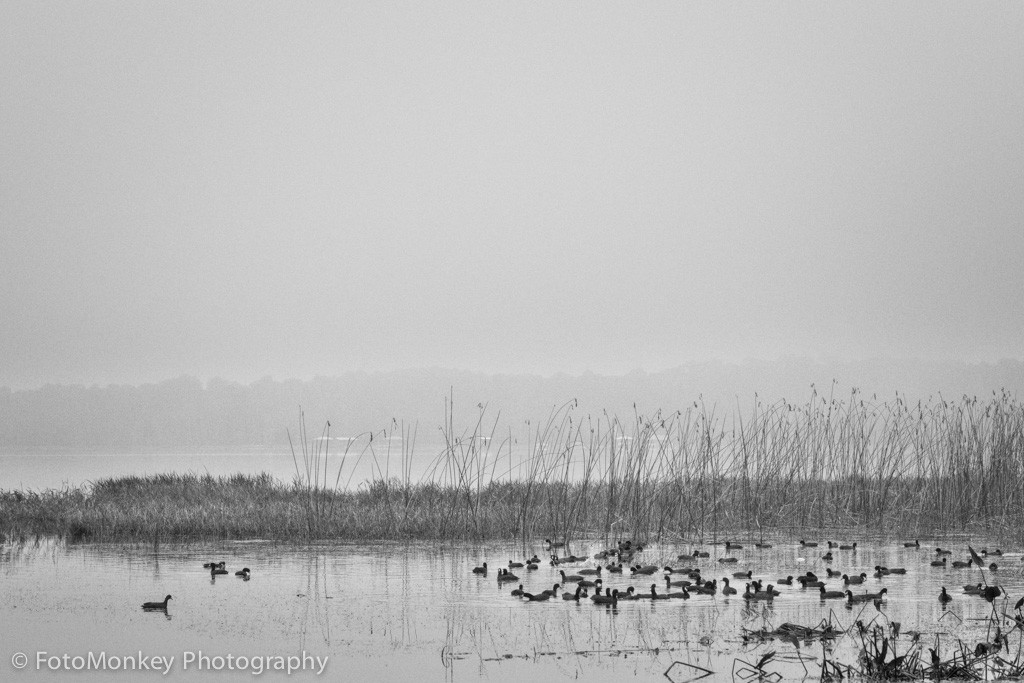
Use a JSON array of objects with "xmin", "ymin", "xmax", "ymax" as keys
[{"xmin": 142, "ymin": 595, "xmax": 172, "ymax": 610}]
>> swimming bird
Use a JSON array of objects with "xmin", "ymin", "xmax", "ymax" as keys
[
  {"xmin": 472, "ymin": 562, "xmax": 488, "ymax": 574},
  {"xmin": 930, "ymin": 557, "xmax": 947, "ymax": 567},
  {"xmin": 606, "ymin": 563, "xmax": 623, "ymax": 573},
  {"xmin": 648, "ymin": 583, "xmax": 669, "ymax": 600},
  {"xmin": 843, "ymin": 573, "xmax": 867, "ymax": 585},
  {"xmin": 827, "ymin": 541, "xmax": 838, "ymax": 548},
  {"xmin": 935, "ymin": 548, "xmax": 952, "ymax": 555},
  {"xmin": 744, "ymin": 584, "xmax": 775, "ymax": 601},
  {"xmin": 692, "ymin": 549, "xmax": 710, "ymax": 558},
  {"xmin": 732, "ymin": 570, "xmax": 752, "ymax": 579},
  {"xmin": 508, "ymin": 560, "xmax": 524, "ymax": 569},
  {"xmin": 721, "ymin": 578, "xmax": 737, "ymax": 595},
  {"xmin": 522, "ymin": 584, "xmax": 559, "ymax": 601},
  {"xmin": 210, "ymin": 565, "xmax": 228, "ymax": 576},
  {"xmin": 777, "ymin": 576, "xmax": 794, "ymax": 585},
  {"xmin": 526, "ymin": 563, "xmax": 538, "ymax": 571},
  {"xmin": 826, "ymin": 568, "xmax": 842, "ymax": 578},
  {"xmin": 142, "ymin": 595, "xmax": 172, "ymax": 609},
  {"xmin": 591, "ymin": 588, "xmax": 618, "ymax": 605},
  {"xmin": 541, "ymin": 584, "xmax": 561, "ymax": 597},
  {"xmin": 951, "ymin": 559, "xmax": 973, "ymax": 569},
  {"xmin": 717, "ymin": 557, "xmax": 738, "ymax": 564},
  {"xmin": 800, "ymin": 540, "xmax": 818, "ymax": 548},
  {"xmin": 202, "ymin": 561, "xmax": 225, "ymax": 569},
  {"xmin": 845, "ymin": 590, "xmax": 873, "ymax": 604},
  {"xmin": 822, "ymin": 551, "xmax": 833, "ymax": 561},
  {"xmin": 578, "ymin": 566, "xmax": 601, "ymax": 576},
  {"xmin": 510, "ymin": 584, "xmax": 525, "ymax": 597},
  {"xmin": 983, "ymin": 548, "xmax": 1003, "ymax": 556},
  {"xmin": 963, "ymin": 583, "xmax": 983, "ymax": 595},
  {"xmin": 545, "ymin": 539, "xmax": 565, "ymax": 548},
  {"xmin": 235, "ymin": 567, "xmax": 250, "ymax": 577},
  {"xmin": 904, "ymin": 540, "xmax": 920, "ymax": 548},
  {"xmin": 982, "ymin": 586, "xmax": 1002, "ymax": 602},
  {"xmin": 578, "ymin": 576, "xmax": 603, "ymax": 591},
  {"xmin": 839, "ymin": 542, "xmax": 857, "ymax": 550},
  {"xmin": 887, "ymin": 567, "xmax": 907, "ymax": 575},
  {"xmin": 666, "ymin": 585, "xmax": 690, "ymax": 599},
  {"xmin": 939, "ymin": 587, "xmax": 952, "ymax": 604},
  {"xmin": 522, "ymin": 590, "xmax": 552, "ymax": 602},
  {"xmin": 632, "ymin": 565, "xmax": 659, "ymax": 575},
  {"xmin": 559, "ymin": 570, "xmax": 583, "ymax": 583},
  {"xmin": 497, "ymin": 569, "xmax": 519, "ymax": 582},
  {"xmin": 617, "ymin": 586, "xmax": 639, "ymax": 601},
  {"xmin": 820, "ymin": 585, "xmax": 846, "ymax": 600},
  {"xmin": 563, "ymin": 585, "xmax": 585, "ymax": 601},
  {"xmin": 725, "ymin": 541, "xmax": 743, "ymax": 550},
  {"xmin": 755, "ymin": 542, "xmax": 773, "ymax": 549}
]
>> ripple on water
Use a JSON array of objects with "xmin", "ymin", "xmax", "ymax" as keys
[{"xmin": 1, "ymin": 535, "xmax": 1022, "ymax": 681}]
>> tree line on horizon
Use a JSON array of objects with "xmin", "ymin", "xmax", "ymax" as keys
[{"xmin": 1, "ymin": 360, "xmax": 1022, "ymax": 453}]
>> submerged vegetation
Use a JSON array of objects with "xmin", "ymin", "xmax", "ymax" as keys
[{"xmin": 1, "ymin": 387, "xmax": 1023, "ymax": 541}]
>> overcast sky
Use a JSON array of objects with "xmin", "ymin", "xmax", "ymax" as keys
[{"xmin": 2, "ymin": 2, "xmax": 1022, "ymax": 389}]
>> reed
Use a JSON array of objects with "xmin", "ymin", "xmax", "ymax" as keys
[{"xmin": 1, "ymin": 388, "xmax": 1023, "ymax": 541}]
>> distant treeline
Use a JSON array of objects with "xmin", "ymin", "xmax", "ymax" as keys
[{"xmin": 1, "ymin": 360, "xmax": 1023, "ymax": 453}]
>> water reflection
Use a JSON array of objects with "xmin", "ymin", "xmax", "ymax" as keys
[{"xmin": 0, "ymin": 536, "xmax": 1022, "ymax": 680}]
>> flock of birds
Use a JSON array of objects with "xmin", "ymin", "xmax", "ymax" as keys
[
  {"xmin": 140, "ymin": 561, "xmax": 251, "ymax": 611},
  {"xmin": 472, "ymin": 538, "xmax": 1024, "ymax": 616}
]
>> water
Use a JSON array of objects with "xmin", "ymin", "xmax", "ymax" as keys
[
  {"xmin": 0, "ymin": 448, "xmax": 444, "ymax": 492},
  {"xmin": 2, "ymin": 537, "xmax": 1022, "ymax": 681}
]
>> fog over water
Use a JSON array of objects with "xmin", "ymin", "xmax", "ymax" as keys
[{"xmin": 2, "ymin": 2, "xmax": 1022, "ymax": 395}]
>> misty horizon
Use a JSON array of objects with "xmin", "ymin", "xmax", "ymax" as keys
[
  {"xmin": 4, "ymin": 358, "xmax": 1024, "ymax": 455},
  {"xmin": 3, "ymin": 3, "xmax": 1022, "ymax": 391},
  {"xmin": 3, "ymin": 354, "xmax": 1024, "ymax": 392}
]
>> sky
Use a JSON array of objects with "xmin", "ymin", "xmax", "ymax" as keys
[{"xmin": 1, "ymin": 2, "xmax": 1022, "ymax": 389}]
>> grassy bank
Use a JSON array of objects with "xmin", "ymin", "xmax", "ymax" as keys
[{"xmin": 2, "ymin": 388, "xmax": 1023, "ymax": 542}]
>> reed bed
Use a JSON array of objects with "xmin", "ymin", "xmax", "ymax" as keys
[{"xmin": 1, "ymin": 388, "xmax": 1022, "ymax": 542}]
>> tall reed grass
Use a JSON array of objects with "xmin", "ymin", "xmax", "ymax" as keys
[{"xmin": 2, "ymin": 388, "xmax": 1022, "ymax": 542}]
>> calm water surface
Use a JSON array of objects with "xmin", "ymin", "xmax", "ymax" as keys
[{"xmin": 2, "ymin": 537, "xmax": 1022, "ymax": 681}]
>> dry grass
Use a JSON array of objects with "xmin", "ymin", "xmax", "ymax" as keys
[{"xmin": 1, "ymin": 388, "xmax": 1022, "ymax": 542}]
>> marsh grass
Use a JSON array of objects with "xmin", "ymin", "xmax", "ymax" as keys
[
  {"xmin": 1, "ymin": 388, "xmax": 1023, "ymax": 541},
  {"xmin": 820, "ymin": 594, "xmax": 1024, "ymax": 681}
]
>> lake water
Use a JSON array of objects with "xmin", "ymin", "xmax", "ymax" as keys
[
  {"xmin": 0, "ymin": 449, "xmax": 443, "ymax": 492},
  {"xmin": 2, "ymin": 536, "xmax": 1022, "ymax": 681}
]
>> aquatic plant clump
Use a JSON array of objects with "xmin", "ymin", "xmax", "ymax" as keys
[{"xmin": 1, "ymin": 388, "xmax": 1023, "ymax": 541}]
